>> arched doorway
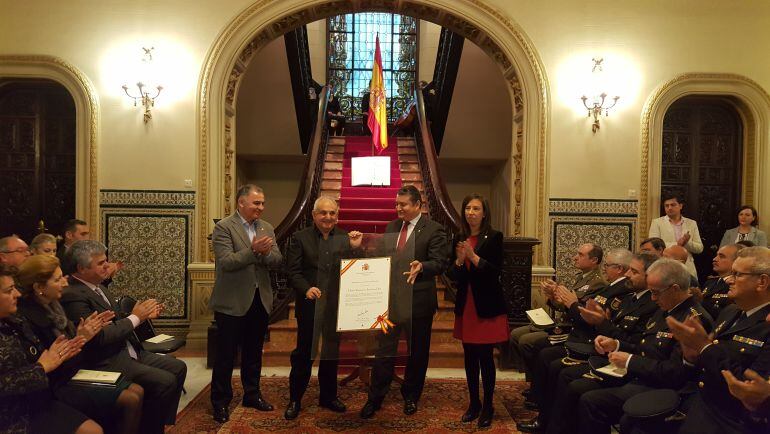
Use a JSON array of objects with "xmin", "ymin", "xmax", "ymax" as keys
[
  {"xmin": 660, "ymin": 96, "xmax": 743, "ymax": 282},
  {"xmin": 194, "ymin": 0, "xmax": 549, "ymax": 264},
  {"xmin": 0, "ymin": 79, "xmax": 76, "ymax": 241}
]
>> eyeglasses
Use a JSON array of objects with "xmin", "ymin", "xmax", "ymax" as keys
[
  {"xmin": 730, "ymin": 271, "xmax": 767, "ymax": 279},
  {"xmin": 602, "ymin": 262, "xmax": 622, "ymax": 269},
  {"xmin": 649, "ymin": 284, "xmax": 675, "ymax": 297},
  {"xmin": 0, "ymin": 247, "xmax": 29, "ymax": 254}
]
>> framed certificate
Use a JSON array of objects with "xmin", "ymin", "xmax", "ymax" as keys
[{"xmin": 337, "ymin": 257, "xmax": 391, "ymax": 332}]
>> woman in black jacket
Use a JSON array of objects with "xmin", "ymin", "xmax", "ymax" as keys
[
  {"xmin": 16, "ymin": 255, "xmax": 144, "ymax": 434},
  {"xmin": 448, "ymin": 193, "xmax": 509, "ymax": 428},
  {"xmin": 0, "ymin": 263, "xmax": 100, "ymax": 434}
]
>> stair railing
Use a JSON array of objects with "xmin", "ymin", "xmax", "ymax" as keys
[
  {"xmin": 268, "ymin": 85, "xmax": 331, "ymax": 323},
  {"xmin": 413, "ymin": 85, "xmax": 462, "ymax": 232}
]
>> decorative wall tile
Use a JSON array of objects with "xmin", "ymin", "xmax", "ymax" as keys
[
  {"xmin": 100, "ymin": 190, "xmax": 194, "ymax": 327},
  {"xmin": 549, "ymin": 199, "xmax": 637, "ymax": 288}
]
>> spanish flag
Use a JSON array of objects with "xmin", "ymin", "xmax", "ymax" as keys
[{"xmin": 368, "ymin": 35, "xmax": 388, "ymax": 154}]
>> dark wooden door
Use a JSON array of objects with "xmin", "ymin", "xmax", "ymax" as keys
[
  {"xmin": 0, "ymin": 80, "xmax": 76, "ymax": 242},
  {"xmin": 661, "ymin": 96, "xmax": 743, "ymax": 283}
]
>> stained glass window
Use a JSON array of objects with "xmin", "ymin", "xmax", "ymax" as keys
[{"xmin": 327, "ymin": 13, "xmax": 418, "ymax": 122}]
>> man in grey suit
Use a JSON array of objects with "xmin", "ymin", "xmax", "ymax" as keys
[{"xmin": 210, "ymin": 184, "xmax": 283, "ymax": 423}]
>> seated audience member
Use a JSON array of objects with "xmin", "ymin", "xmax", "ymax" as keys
[
  {"xmin": 665, "ymin": 246, "xmax": 770, "ymax": 434},
  {"xmin": 518, "ymin": 252, "xmax": 659, "ymax": 433},
  {"xmin": 510, "ymin": 244, "xmax": 606, "ymax": 383},
  {"xmin": 695, "ymin": 243, "xmax": 745, "ymax": 319},
  {"xmin": 662, "ymin": 245, "xmax": 700, "ymax": 287},
  {"xmin": 16, "ymin": 255, "xmax": 144, "ymax": 434},
  {"xmin": 60, "ymin": 240, "xmax": 187, "ymax": 434},
  {"xmin": 0, "ymin": 263, "xmax": 101, "ymax": 434},
  {"xmin": 327, "ymin": 90, "xmax": 346, "ymax": 136},
  {"xmin": 639, "ymin": 237, "xmax": 665, "ymax": 256},
  {"xmin": 516, "ymin": 248, "xmax": 634, "ymax": 431},
  {"xmin": 576, "ymin": 258, "xmax": 713, "ymax": 434},
  {"xmin": 0, "ymin": 235, "xmax": 31, "ymax": 267},
  {"xmin": 57, "ymin": 219, "xmax": 90, "ymax": 274},
  {"xmin": 648, "ymin": 194, "xmax": 703, "ymax": 278},
  {"xmin": 722, "ymin": 368, "xmax": 770, "ymax": 423},
  {"xmin": 30, "ymin": 233, "xmax": 59, "ymax": 256},
  {"xmin": 720, "ymin": 205, "xmax": 767, "ymax": 248}
]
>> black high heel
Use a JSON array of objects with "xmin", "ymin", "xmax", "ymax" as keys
[{"xmin": 461, "ymin": 402, "xmax": 481, "ymax": 422}]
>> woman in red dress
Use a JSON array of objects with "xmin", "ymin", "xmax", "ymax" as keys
[{"xmin": 448, "ymin": 193, "xmax": 509, "ymax": 428}]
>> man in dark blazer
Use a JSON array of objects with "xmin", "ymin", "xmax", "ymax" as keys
[
  {"xmin": 209, "ymin": 184, "xmax": 283, "ymax": 423},
  {"xmin": 60, "ymin": 239, "xmax": 187, "ymax": 434},
  {"xmin": 360, "ymin": 185, "xmax": 449, "ymax": 419},
  {"xmin": 665, "ymin": 246, "xmax": 770, "ymax": 434},
  {"xmin": 283, "ymin": 196, "xmax": 363, "ymax": 419}
]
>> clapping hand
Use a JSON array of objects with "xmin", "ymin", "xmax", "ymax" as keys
[
  {"xmin": 677, "ymin": 231, "xmax": 691, "ymax": 247},
  {"xmin": 349, "ymin": 231, "xmax": 363, "ymax": 249},
  {"xmin": 132, "ymin": 299, "xmax": 163, "ymax": 322},
  {"xmin": 404, "ymin": 260, "xmax": 423, "ymax": 284},
  {"xmin": 455, "ymin": 241, "xmax": 468, "ymax": 266},
  {"xmin": 76, "ymin": 310, "xmax": 113, "ymax": 342},
  {"xmin": 540, "ymin": 279, "xmax": 558, "ymax": 300},
  {"xmin": 594, "ymin": 335, "xmax": 619, "ymax": 355},
  {"xmin": 721, "ymin": 369, "xmax": 770, "ymax": 412},
  {"xmin": 251, "ymin": 235, "xmax": 273, "ymax": 255},
  {"xmin": 666, "ymin": 315, "xmax": 713, "ymax": 363},
  {"xmin": 555, "ymin": 285, "xmax": 579, "ymax": 308},
  {"xmin": 38, "ymin": 335, "xmax": 86, "ymax": 373},
  {"xmin": 578, "ymin": 298, "xmax": 609, "ymax": 325}
]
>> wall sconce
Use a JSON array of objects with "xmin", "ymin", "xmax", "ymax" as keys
[
  {"xmin": 122, "ymin": 47, "xmax": 163, "ymax": 123},
  {"xmin": 581, "ymin": 57, "xmax": 619, "ymax": 133}
]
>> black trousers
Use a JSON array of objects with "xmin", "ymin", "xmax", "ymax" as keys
[
  {"xmin": 545, "ymin": 365, "xmax": 597, "ymax": 434},
  {"xmin": 289, "ymin": 300, "xmax": 339, "ymax": 403},
  {"xmin": 369, "ymin": 315, "xmax": 434, "ymax": 403},
  {"xmin": 105, "ymin": 349, "xmax": 187, "ymax": 434},
  {"xmin": 578, "ymin": 381, "xmax": 653, "ymax": 434},
  {"xmin": 211, "ymin": 294, "xmax": 269, "ymax": 408}
]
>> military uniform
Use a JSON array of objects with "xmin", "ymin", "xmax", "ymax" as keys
[
  {"xmin": 677, "ymin": 303, "xmax": 770, "ymax": 434},
  {"xmin": 700, "ymin": 276, "xmax": 732, "ymax": 320},
  {"xmin": 575, "ymin": 296, "xmax": 713, "ymax": 434},
  {"xmin": 510, "ymin": 268, "xmax": 606, "ymax": 379},
  {"xmin": 533, "ymin": 288, "xmax": 658, "ymax": 432}
]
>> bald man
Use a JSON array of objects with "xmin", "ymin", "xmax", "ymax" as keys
[{"xmin": 663, "ymin": 245, "xmax": 700, "ymax": 288}]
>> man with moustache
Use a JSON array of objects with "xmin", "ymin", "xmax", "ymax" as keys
[
  {"xmin": 359, "ymin": 185, "xmax": 449, "ymax": 419},
  {"xmin": 283, "ymin": 196, "xmax": 363, "ymax": 419},
  {"xmin": 209, "ymin": 184, "xmax": 282, "ymax": 423}
]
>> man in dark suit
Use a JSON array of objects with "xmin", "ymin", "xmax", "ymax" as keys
[
  {"xmin": 360, "ymin": 185, "xmax": 449, "ymax": 419},
  {"xmin": 665, "ymin": 246, "xmax": 770, "ymax": 434},
  {"xmin": 698, "ymin": 243, "xmax": 744, "ymax": 319},
  {"xmin": 60, "ymin": 239, "xmax": 187, "ymax": 434},
  {"xmin": 56, "ymin": 219, "xmax": 89, "ymax": 274},
  {"xmin": 209, "ymin": 184, "xmax": 282, "ymax": 423},
  {"xmin": 283, "ymin": 196, "xmax": 363, "ymax": 419}
]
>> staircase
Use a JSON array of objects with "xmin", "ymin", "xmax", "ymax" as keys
[{"xmin": 263, "ymin": 135, "xmax": 465, "ymax": 368}]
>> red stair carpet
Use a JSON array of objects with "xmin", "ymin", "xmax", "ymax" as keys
[{"xmin": 337, "ymin": 136, "xmax": 401, "ymax": 234}]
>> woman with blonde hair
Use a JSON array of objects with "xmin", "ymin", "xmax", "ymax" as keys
[
  {"xmin": 16, "ymin": 255, "xmax": 145, "ymax": 434},
  {"xmin": 30, "ymin": 233, "xmax": 58, "ymax": 256}
]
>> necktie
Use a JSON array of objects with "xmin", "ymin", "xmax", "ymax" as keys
[
  {"xmin": 397, "ymin": 221, "xmax": 410, "ymax": 252},
  {"xmin": 94, "ymin": 286, "xmax": 138, "ymax": 359},
  {"xmin": 727, "ymin": 312, "xmax": 749, "ymax": 334}
]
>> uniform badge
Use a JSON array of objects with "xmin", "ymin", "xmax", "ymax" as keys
[
  {"xmin": 733, "ymin": 335, "xmax": 764, "ymax": 347},
  {"xmin": 611, "ymin": 298, "xmax": 621, "ymax": 310},
  {"xmin": 646, "ymin": 318, "xmax": 656, "ymax": 330},
  {"xmin": 594, "ymin": 295, "xmax": 607, "ymax": 306},
  {"xmin": 656, "ymin": 331, "xmax": 673, "ymax": 339},
  {"xmin": 715, "ymin": 321, "xmax": 726, "ymax": 334}
]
